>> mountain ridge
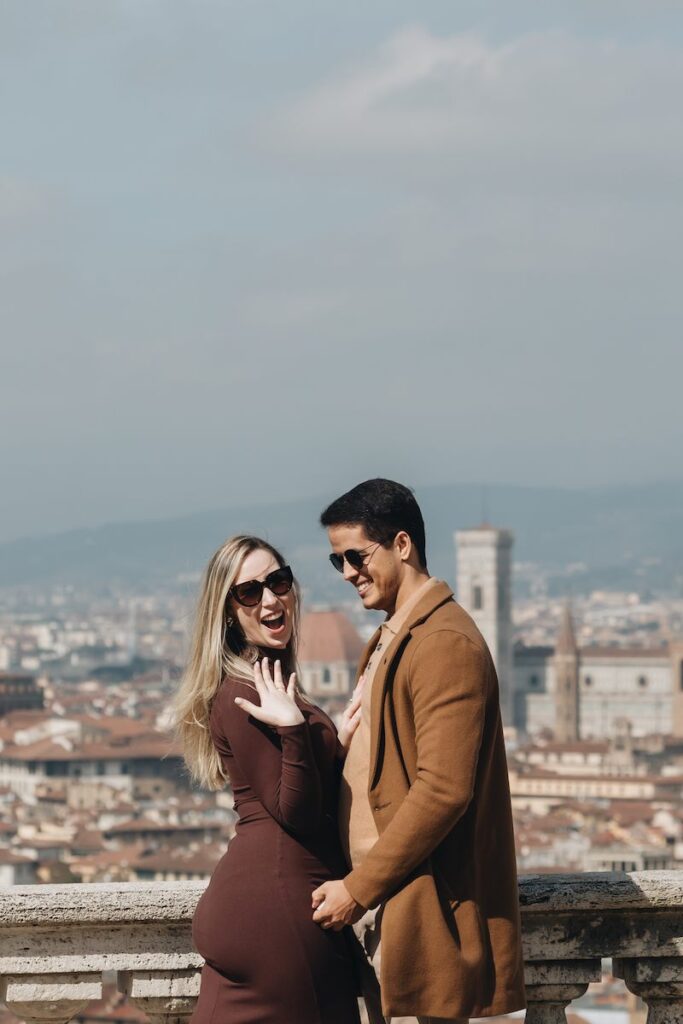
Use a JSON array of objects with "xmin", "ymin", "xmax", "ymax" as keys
[{"xmin": 1, "ymin": 481, "xmax": 681, "ymax": 597}]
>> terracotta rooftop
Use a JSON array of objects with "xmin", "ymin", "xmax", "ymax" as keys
[
  {"xmin": 69, "ymin": 844, "xmax": 147, "ymax": 872},
  {"xmin": 298, "ymin": 610, "xmax": 366, "ymax": 664},
  {"xmin": 131, "ymin": 844, "xmax": 223, "ymax": 876},
  {"xmin": 105, "ymin": 817, "xmax": 219, "ymax": 836},
  {"xmin": 0, "ymin": 709, "xmax": 48, "ymax": 733},
  {"xmin": 608, "ymin": 800, "xmax": 655, "ymax": 825},
  {"xmin": 71, "ymin": 829, "xmax": 106, "ymax": 851},
  {"xmin": 0, "ymin": 850, "xmax": 34, "ymax": 865},
  {"xmin": 0, "ymin": 735, "xmax": 181, "ymax": 762}
]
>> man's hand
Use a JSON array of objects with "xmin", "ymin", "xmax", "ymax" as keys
[
  {"xmin": 311, "ymin": 879, "xmax": 364, "ymax": 931},
  {"xmin": 337, "ymin": 674, "xmax": 365, "ymax": 752}
]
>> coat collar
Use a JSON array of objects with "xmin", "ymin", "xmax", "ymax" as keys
[
  {"xmin": 396, "ymin": 579, "xmax": 454, "ymax": 632},
  {"xmin": 360, "ymin": 580, "xmax": 454, "ymax": 788}
]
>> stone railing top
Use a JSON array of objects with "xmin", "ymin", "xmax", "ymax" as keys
[
  {"xmin": 0, "ymin": 880, "xmax": 206, "ymax": 926},
  {"xmin": 2, "ymin": 871, "xmax": 683, "ymax": 927},
  {"xmin": 518, "ymin": 870, "xmax": 683, "ymax": 913}
]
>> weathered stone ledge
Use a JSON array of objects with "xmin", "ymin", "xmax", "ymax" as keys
[
  {"xmin": 2, "ymin": 869, "xmax": 682, "ymax": 926},
  {"xmin": 520, "ymin": 870, "xmax": 683, "ymax": 913},
  {"xmin": 0, "ymin": 880, "xmax": 206, "ymax": 927}
]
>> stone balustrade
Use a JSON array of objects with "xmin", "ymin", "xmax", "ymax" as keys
[{"xmin": 1, "ymin": 872, "xmax": 682, "ymax": 1023}]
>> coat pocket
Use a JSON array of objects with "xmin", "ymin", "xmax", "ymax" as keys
[{"xmin": 430, "ymin": 857, "xmax": 461, "ymax": 912}]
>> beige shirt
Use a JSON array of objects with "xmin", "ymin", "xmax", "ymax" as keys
[{"xmin": 339, "ymin": 577, "xmax": 442, "ymax": 870}]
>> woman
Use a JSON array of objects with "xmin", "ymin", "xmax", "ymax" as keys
[{"xmin": 173, "ymin": 535, "xmax": 363, "ymax": 1024}]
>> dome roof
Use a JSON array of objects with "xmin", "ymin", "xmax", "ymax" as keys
[{"xmin": 298, "ymin": 610, "xmax": 366, "ymax": 664}]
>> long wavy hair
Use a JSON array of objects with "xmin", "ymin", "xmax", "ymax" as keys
[{"xmin": 172, "ymin": 535, "xmax": 301, "ymax": 790}]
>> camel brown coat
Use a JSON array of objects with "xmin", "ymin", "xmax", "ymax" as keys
[{"xmin": 344, "ymin": 582, "xmax": 526, "ymax": 1020}]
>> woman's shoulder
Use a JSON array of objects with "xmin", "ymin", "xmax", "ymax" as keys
[
  {"xmin": 210, "ymin": 675, "xmax": 256, "ymax": 724},
  {"xmin": 214, "ymin": 674, "xmax": 254, "ymax": 702}
]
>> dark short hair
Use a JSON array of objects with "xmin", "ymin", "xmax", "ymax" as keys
[{"xmin": 320, "ymin": 478, "xmax": 427, "ymax": 569}]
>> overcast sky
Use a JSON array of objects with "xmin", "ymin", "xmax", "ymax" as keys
[{"xmin": 1, "ymin": 1, "xmax": 682, "ymax": 544}]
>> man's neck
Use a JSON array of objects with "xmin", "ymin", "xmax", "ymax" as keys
[{"xmin": 388, "ymin": 567, "xmax": 432, "ymax": 617}]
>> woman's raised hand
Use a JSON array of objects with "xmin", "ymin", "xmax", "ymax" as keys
[
  {"xmin": 338, "ymin": 673, "xmax": 365, "ymax": 752},
  {"xmin": 234, "ymin": 657, "xmax": 305, "ymax": 728}
]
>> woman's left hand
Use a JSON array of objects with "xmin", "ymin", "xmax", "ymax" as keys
[
  {"xmin": 338, "ymin": 674, "xmax": 365, "ymax": 752},
  {"xmin": 234, "ymin": 657, "xmax": 305, "ymax": 728}
]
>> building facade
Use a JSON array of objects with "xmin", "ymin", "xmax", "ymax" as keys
[{"xmin": 514, "ymin": 608, "xmax": 678, "ymax": 739}]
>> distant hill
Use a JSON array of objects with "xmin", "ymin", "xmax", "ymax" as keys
[{"xmin": 0, "ymin": 481, "xmax": 682, "ymax": 598}]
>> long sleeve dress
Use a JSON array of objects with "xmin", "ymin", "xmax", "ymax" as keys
[{"xmin": 190, "ymin": 675, "xmax": 361, "ymax": 1024}]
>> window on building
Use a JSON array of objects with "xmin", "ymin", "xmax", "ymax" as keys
[
  {"xmin": 472, "ymin": 585, "xmax": 483, "ymax": 610},
  {"xmin": 584, "ymin": 675, "xmax": 593, "ymax": 687},
  {"xmin": 322, "ymin": 668, "xmax": 332, "ymax": 685},
  {"xmin": 529, "ymin": 675, "xmax": 539, "ymax": 688},
  {"xmin": 638, "ymin": 675, "xmax": 648, "ymax": 688}
]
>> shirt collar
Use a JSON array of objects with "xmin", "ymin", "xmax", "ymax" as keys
[{"xmin": 383, "ymin": 576, "xmax": 442, "ymax": 637}]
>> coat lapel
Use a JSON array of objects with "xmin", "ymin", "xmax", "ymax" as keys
[{"xmin": 368, "ymin": 581, "xmax": 454, "ymax": 790}]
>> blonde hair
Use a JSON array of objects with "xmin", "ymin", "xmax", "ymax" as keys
[{"xmin": 172, "ymin": 535, "xmax": 301, "ymax": 790}]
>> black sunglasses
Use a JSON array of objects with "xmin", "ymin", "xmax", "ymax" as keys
[
  {"xmin": 329, "ymin": 543, "xmax": 381, "ymax": 574},
  {"xmin": 230, "ymin": 565, "xmax": 294, "ymax": 607}
]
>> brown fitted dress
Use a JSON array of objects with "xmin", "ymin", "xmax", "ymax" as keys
[{"xmin": 191, "ymin": 675, "xmax": 361, "ymax": 1024}]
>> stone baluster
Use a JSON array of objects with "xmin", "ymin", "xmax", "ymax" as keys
[
  {"xmin": 0, "ymin": 972, "xmax": 102, "ymax": 1024},
  {"xmin": 614, "ymin": 957, "xmax": 683, "ymax": 1024},
  {"xmin": 524, "ymin": 959, "xmax": 602, "ymax": 1024},
  {"xmin": 118, "ymin": 968, "xmax": 200, "ymax": 1024}
]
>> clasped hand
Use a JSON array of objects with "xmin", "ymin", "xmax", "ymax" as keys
[
  {"xmin": 312, "ymin": 879, "xmax": 364, "ymax": 930},
  {"xmin": 234, "ymin": 657, "xmax": 304, "ymax": 728}
]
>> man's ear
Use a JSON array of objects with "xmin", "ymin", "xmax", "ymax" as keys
[{"xmin": 394, "ymin": 531, "xmax": 413, "ymax": 563}]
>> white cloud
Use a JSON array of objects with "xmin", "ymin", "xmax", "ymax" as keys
[{"xmin": 266, "ymin": 26, "xmax": 683, "ymax": 198}]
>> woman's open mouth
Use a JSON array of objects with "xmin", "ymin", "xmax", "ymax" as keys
[{"xmin": 261, "ymin": 612, "xmax": 287, "ymax": 637}]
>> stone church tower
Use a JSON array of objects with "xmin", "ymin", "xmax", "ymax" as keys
[
  {"xmin": 455, "ymin": 526, "xmax": 514, "ymax": 727},
  {"xmin": 553, "ymin": 604, "xmax": 580, "ymax": 742}
]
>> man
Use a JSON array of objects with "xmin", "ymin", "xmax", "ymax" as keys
[{"xmin": 312, "ymin": 479, "xmax": 525, "ymax": 1024}]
